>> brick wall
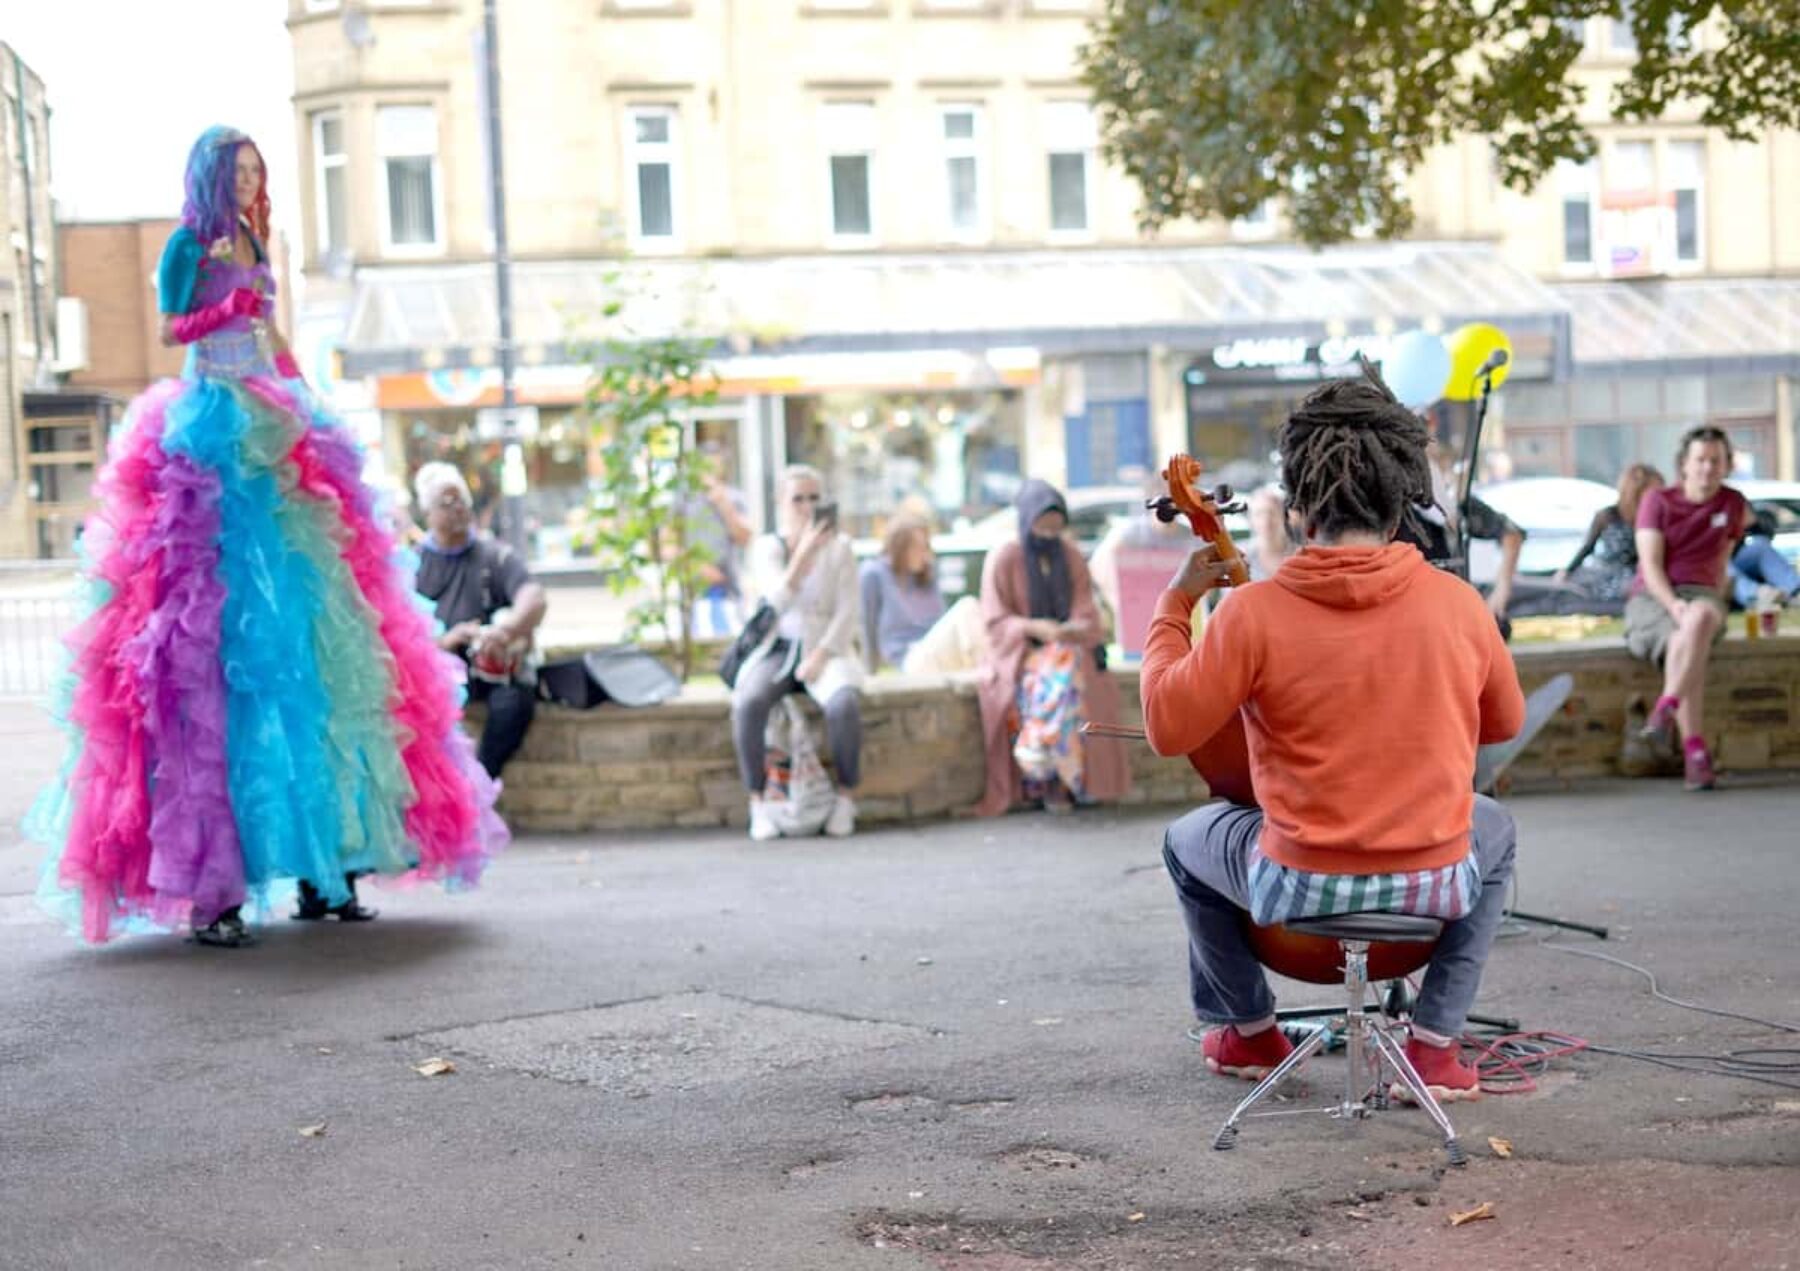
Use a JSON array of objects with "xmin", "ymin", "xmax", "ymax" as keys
[
  {"xmin": 58, "ymin": 220, "xmax": 185, "ymax": 399},
  {"xmin": 488, "ymin": 634, "xmax": 1800, "ymax": 833}
]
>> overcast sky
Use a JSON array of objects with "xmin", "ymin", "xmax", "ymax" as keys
[{"xmin": 5, "ymin": 0, "xmax": 299, "ymax": 237}]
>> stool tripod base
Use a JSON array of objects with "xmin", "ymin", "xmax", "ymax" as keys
[{"xmin": 1213, "ymin": 939, "xmax": 1466, "ymax": 1166}]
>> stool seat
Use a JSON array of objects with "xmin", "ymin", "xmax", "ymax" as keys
[{"xmin": 1284, "ymin": 912, "xmax": 1445, "ymax": 944}]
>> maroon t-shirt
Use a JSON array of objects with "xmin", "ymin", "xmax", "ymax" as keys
[{"xmin": 1631, "ymin": 484, "xmax": 1748, "ymax": 593}]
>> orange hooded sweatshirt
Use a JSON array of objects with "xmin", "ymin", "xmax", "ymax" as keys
[{"xmin": 1141, "ymin": 543, "xmax": 1525, "ymax": 876}]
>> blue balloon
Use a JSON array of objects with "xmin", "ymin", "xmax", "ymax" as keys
[{"xmin": 1383, "ymin": 330, "xmax": 1452, "ymax": 410}]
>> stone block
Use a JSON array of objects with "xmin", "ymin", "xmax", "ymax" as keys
[
  {"xmin": 855, "ymin": 796, "xmax": 908, "ymax": 823},
  {"xmin": 575, "ymin": 726, "xmax": 656, "ymax": 763},
  {"xmin": 507, "ymin": 786, "xmax": 577, "ymax": 816},
  {"xmin": 630, "ymin": 783, "xmax": 704, "ymax": 812},
  {"xmin": 517, "ymin": 724, "xmax": 577, "ymax": 763},
  {"xmin": 674, "ymin": 809, "xmax": 727, "ymax": 829},
  {"xmin": 700, "ymin": 776, "xmax": 748, "ymax": 812},
  {"xmin": 1718, "ymin": 731, "xmax": 1772, "ymax": 770}
]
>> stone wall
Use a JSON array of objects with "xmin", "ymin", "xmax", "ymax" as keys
[
  {"xmin": 487, "ymin": 633, "xmax": 1800, "ymax": 832},
  {"xmin": 1500, "ymin": 634, "xmax": 1800, "ymax": 788}
]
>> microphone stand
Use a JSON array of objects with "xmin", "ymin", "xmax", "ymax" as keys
[{"xmin": 1458, "ymin": 364, "xmax": 1610, "ymax": 942}]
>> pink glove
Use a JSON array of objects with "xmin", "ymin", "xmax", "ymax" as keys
[
  {"xmin": 273, "ymin": 350, "xmax": 302, "ymax": 380},
  {"xmin": 167, "ymin": 288, "xmax": 266, "ymax": 344},
  {"xmin": 225, "ymin": 287, "xmax": 266, "ymax": 318}
]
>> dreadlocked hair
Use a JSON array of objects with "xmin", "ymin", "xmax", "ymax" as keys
[{"xmin": 1279, "ymin": 361, "xmax": 1432, "ymax": 542}]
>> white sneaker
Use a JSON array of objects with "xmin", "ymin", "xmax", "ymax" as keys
[
  {"xmin": 823, "ymin": 793, "xmax": 856, "ymax": 838},
  {"xmin": 748, "ymin": 796, "xmax": 780, "ymax": 842}
]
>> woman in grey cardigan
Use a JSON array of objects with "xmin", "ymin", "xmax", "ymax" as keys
[{"xmin": 732, "ymin": 465, "xmax": 865, "ymax": 841}]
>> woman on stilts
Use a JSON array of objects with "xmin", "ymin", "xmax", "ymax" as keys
[{"xmin": 27, "ymin": 127, "xmax": 507, "ymax": 947}]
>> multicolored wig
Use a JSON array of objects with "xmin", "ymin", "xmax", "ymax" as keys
[{"xmin": 181, "ymin": 126, "xmax": 271, "ymax": 246}]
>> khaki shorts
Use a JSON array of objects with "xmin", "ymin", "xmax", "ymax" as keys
[{"xmin": 1624, "ymin": 586, "xmax": 1727, "ymax": 664}]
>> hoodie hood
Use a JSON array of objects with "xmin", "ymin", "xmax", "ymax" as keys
[{"xmin": 1273, "ymin": 542, "xmax": 1426, "ymax": 610}]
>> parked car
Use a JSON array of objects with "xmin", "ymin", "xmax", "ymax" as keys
[
  {"xmin": 855, "ymin": 485, "xmax": 1149, "ymax": 600},
  {"xmin": 1466, "ymin": 476, "xmax": 1618, "ymax": 586},
  {"xmin": 1733, "ymin": 479, "xmax": 1800, "ymax": 568}
]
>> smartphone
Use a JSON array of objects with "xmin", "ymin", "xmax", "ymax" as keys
[{"xmin": 812, "ymin": 501, "xmax": 838, "ymax": 531}]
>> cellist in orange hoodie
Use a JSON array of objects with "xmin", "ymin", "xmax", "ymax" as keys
[{"xmin": 1143, "ymin": 370, "xmax": 1526, "ymax": 1103}]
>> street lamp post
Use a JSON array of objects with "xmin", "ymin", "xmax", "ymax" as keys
[{"xmin": 481, "ymin": 0, "xmax": 528, "ymax": 556}]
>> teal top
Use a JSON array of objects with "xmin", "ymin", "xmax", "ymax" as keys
[{"xmin": 156, "ymin": 227, "xmax": 203, "ymax": 316}]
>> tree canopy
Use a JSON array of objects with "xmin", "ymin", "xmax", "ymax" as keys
[{"xmin": 1077, "ymin": 1, "xmax": 1800, "ymax": 246}]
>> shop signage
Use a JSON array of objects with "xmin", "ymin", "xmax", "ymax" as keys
[{"xmin": 1189, "ymin": 333, "xmax": 1393, "ymax": 385}]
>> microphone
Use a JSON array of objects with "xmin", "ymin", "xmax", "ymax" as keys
[{"xmin": 1477, "ymin": 348, "xmax": 1510, "ymax": 378}]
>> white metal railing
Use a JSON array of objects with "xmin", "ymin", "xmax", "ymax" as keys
[{"xmin": 0, "ymin": 565, "xmax": 80, "ymax": 699}]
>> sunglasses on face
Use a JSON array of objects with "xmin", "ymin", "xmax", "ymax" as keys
[{"xmin": 790, "ymin": 492, "xmax": 822, "ymax": 504}]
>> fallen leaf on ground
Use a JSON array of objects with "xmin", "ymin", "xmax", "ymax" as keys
[
  {"xmin": 1487, "ymin": 1136, "xmax": 1513, "ymax": 1159},
  {"xmin": 1126, "ymin": 1212, "xmax": 1146, "ymax": 1223},
  {"xmin": 1345, "ymin": 1210, "xmax": 1374, "ymax": 1223},
  {"xmin": 1031, "ymin": 1017, "xmax": 1064, "ymax": 1027},
  {"xmin": 298, "ymin": 1124, "xmax": 327, "ymax": 1138},
  {"xmin": 412, "ymin": 1058, "xmax": 456, "ymax": 1077},
  {"xmin": 315, "ymin": 1047, "xmax": 333, "ymax": 1056},
  {"xmin": 1449, "ymin": 1202, "xmax": 1495, "ymax": 1228}
]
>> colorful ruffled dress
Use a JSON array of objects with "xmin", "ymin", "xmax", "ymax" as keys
[{"xmin": 26, "ymin": 226, "xmax": 508, "ymax": 944}]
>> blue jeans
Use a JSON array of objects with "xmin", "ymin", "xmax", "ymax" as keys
[
  {"xmin": 1162, "ymin": 795, "xmax": 1517, "ymax": 1038},
  {"xmin": 1730, "ymin": 536, "xmax": 1799, "ymax": 610}
]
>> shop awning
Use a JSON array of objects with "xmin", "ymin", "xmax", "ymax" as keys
[
  {"xmin": 337, "ymin": 243, "xmax": 1571, "ymax": 379},
  {"xmin": 1556, "ymin": 277, "xmax": 1800, "ymax": 377}
]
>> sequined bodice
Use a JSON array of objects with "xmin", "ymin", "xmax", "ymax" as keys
[{"xmin": 189, "ymin": 252, "xmax": 278, "ymax": 381}]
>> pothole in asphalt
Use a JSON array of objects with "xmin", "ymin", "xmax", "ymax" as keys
[
  {"xmin": 848, "ymin": 1091, "xmax": 1019, "ymax": 1116},
  {"xmin": 783, "ymin": 1154, "xmax": 845, "ymax": 1180},
  {"xmin": 997, "ymin": 1145, "xmax": 1091, "ymax": 1172},
  {"xmin": 406, "ymin": 990, "xmax": 931, "ymax": 1096},
  {"xmin": 848, "ymin": 1090, "xmax": 940, "ymax": 1115}
]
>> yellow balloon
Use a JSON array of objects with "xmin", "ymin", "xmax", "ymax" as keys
[{"xmin": 1442, "ymin": 323, "xmax": 1514, "ymax": 401}]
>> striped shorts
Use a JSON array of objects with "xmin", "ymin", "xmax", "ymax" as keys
[{"xmin": 1246, "ymin": 850, "xmax": 1480, "ymax": 928}]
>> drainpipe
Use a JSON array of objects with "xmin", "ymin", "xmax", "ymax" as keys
[{"xmin": 13, "ymin": 50, "xmax": 46, "ymax": 379}]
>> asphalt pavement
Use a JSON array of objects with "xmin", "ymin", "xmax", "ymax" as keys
[{"xmin": 2, "ymin": 699, "xmax": 1797, "ymax": 1270}]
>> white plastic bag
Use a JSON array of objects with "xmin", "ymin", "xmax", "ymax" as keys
[{"xmin": 768, "ymin": 697, "xmax": 836, "ymax": 837}]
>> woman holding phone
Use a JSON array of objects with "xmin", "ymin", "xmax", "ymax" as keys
[{"xmin": 731, "ymin": 465, "xmax": 865, "ymax": 841}]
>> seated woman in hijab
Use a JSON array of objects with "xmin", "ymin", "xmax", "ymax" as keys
[{"xmin": 974, "ymin": 480, "xmax": 1131, "ymax": 816}]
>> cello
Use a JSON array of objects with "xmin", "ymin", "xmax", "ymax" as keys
[{"xmin": 1083, "ymin": 454, "xmax": 1257, "ymax": 805}]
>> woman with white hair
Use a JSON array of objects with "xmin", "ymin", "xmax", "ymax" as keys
[{"xmin": 734, "ymin": 465, "xmax": 864, "ymax": 840}]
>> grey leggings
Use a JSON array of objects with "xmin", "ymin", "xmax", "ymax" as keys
[{"xmin": 731, "ymin": 645, "xmax": 862, "ymax": 793}]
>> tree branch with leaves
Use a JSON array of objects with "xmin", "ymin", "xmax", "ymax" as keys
[
  {"xmin": 1078, "ymin": 0, "xmax": 1800, "ymax": 247},
  {"xmin": 580, "ymin": 318, "xmax": 723, "ymax": 682}
]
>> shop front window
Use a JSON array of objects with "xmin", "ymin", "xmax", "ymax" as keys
[
  {"xmin": 1503, "ymin": 428, "xmax": 1566, "ymax": 478},
  {"xmin": 399, "ymin": 408, "xmax": 595, "ymax": 563},
  {"xmin": 1573, "ymin": 422, "xmax": 1628, "ymax": 484},
  {"xmin": 781, "ymin": 390, "xmax": 1024, "ymax": 541}
]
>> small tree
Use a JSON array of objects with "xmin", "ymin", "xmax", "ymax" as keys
[{"xmin": 581, "ymin": 327, "xmax": 722, "ymax": 681}]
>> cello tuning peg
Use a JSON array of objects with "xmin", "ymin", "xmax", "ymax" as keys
[
  {"xmin": 1146, "ymin": 496, "xmax": 1180, "ymax": 524},
  {"xmin": 1210, "ymin": 483, "xmax": 1235, "ymax": 503}
]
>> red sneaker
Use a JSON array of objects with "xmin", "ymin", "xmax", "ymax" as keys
[
  {"xmin": 1201, "ymin": 1025, "xmax": 1295, "ymax": 1081},
  {"xmin": 1684, "ymin": 745, "xmax": 1716, "ymax": 791},
  {"xmin": 1392, "ymin": 1037, "xmax": 1482, "ymax": 1104}
]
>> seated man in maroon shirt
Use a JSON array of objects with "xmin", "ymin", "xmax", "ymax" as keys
[{"xmin": 1625, "ymin": 426, "xmax": 1749, "ymax": 791}]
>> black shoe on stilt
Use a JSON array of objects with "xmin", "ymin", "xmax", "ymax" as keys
[
  {"xmin": 293, "ymin": 876, "xmax": 379, "ymax": 923},
  {"xmin": 193, "ymin": 907, "xmax": 254, "ymax": 948}
]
